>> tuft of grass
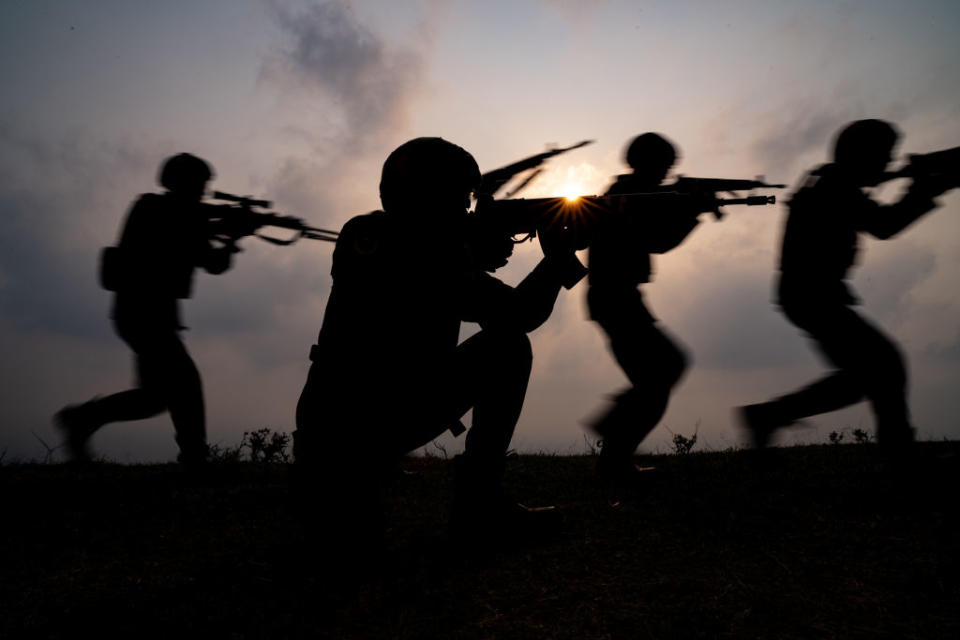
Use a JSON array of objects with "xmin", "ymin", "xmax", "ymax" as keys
[{"xmin": 209, "ymin": 427, "xmax": 291, "ymax": 464}]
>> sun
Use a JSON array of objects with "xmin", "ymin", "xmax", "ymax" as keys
[{"xmin": 559, "ymin": 183, "xmax": 584, "ymax": 202}]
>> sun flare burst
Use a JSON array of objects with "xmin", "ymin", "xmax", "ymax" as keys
[{"xmin": 559, "ymin": 183, "xmax": 584, "ymax": 201}]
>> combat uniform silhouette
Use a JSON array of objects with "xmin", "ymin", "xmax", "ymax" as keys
[
  {"xmin": 587, "ymin": 133, "xmax": 701, "ymax": 483},
  {"xmin": 740, "ymin": 120, "xmax": 953, "ymax": 454},
  {"xmin": 294, "ymin": 138, "xmax": 573, "ymax": 551},
  {"xmin": 55, "ymin": 153, "xmax": 239, "ymax": 466}
]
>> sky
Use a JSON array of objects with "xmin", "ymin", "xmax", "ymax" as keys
[{"xmin": 1, "ymin": 0, "xmax": 959, "ymax": 462}]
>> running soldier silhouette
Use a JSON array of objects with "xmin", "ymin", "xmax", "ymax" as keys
[
  {"xmin": 739, "ymin": 120, "xmax": 955, "ymax": 455},
  {"xmin": 55, "ymin": 153, "xmax": 240, "ymax": 467},
  {"xmin": 587, "ymin": 133, "xmax": 702, "ymax": 485}
]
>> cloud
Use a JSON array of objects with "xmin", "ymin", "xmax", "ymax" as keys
[
  {"xmin": 541, "ymin": 0, "xmax": 610, "ymax": 20},
  {"xmin": 262, "ymin": 0, "xmax": 427, "ymax": 152},
  {"xmin": 0, "ymin": 124, "xmax": 154, "ymax": 337},
  {"xmin": 748, "ymin": 104, "xmax": 855, "ymax": 182}
]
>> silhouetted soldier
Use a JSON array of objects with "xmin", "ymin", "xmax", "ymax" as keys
[
  {"xmin": 587, "ymin": 133, "xmax": 701, "ymax": 484},
  {"xmin": 55, "ymin": 153, "xmax": 240, "ymax": 467},
  {"xmin": 739, "ymin": 120, "xmax": 954, "ymax": 456},
  {"xmin": 294, "ymin": 137, "xmax": 573, "ymax": 552}
]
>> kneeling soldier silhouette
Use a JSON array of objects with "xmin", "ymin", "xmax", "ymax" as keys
[{"xmin": 294, "ymin": 138, "xmax": 577, "ymax": 556}]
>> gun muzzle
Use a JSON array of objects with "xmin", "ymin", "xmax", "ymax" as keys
[{"xmin": 712, "ymin": 195, "xmax": 776, "ymax": 207}]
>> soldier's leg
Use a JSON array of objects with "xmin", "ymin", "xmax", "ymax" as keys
[
  {"xmin": 159, "ymin": 337, "xmax": 207, "ymax": 464},
  {"xmin": 838, "ymin": 313, "xmax": 913, "ymax": 450},
  {"xmin": 55, "ymin": 333, "xmax": 167, "ymax": 460},
  {"xmin": 87, "ymin": 389, "xmax": 167, "ymax": 422},
  {"xmin": 741, "ymin": 305, "xmax": 908, "ymax": 447},
  {"xmin": 376, "ymin": 328, "xmax": 534, "ymax": 461},
  {"xmin": 588, "ymin": 286, "xmax": 688, "ymax": 461},
  {"xmin": 291, "ymin": 367, "xmax": 394, "ymax": 572},
  {"xmin": 597, "ymin": 321, "xmax": 688, "ymax": 469},
  {"xmin": 443, "ymin": 329, "xmax": 561, "ymax": 541},
  {"xmin": 459, "ymin": 329, "xmax": 533, "ymax": 464},
  {"xmin": 742, "ymin": 304, "xmax": 866, "ymax": 447}
]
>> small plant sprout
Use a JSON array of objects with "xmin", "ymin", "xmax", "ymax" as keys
[{"xmin": 664, "ymin": 421, "xmax": 699, "ymax": 455}]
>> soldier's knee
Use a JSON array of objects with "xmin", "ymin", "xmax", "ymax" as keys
[
  {"xmin": 664, "ymin": 344, "xmax": 688, "ymax": 386},
  {"xmin": 869, "ymin": 339, "xmax": 907, "ymax": 389}
]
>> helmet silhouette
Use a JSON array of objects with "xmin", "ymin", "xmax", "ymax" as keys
[
  {"xmin": 379, "ymin": 137, "xmax": 480, "ymax": 214},
  {"xmin": 158, "ymin": 153, "xmax": 213, "ymax": 195}
]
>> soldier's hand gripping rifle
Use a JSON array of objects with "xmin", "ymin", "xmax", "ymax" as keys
[
  {"xmin": 880, "ymin": 145, "xmax": 960, "ymax": 192},
  {"xmin": 205, "ymin": 191, "xmax": 339, "ymax": 246}
]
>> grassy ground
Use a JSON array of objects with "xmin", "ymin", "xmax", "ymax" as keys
[{"xmin": 1, "ymin": 442, "xmax": 958, "ymax": 639}]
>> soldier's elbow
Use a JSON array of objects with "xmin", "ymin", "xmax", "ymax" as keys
[{"xmin": 868, "ymin": 227, "xmax": 896, "ymax": 240}]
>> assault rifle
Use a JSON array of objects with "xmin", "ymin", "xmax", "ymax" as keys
[
  {"xmin": 880, "ymin": 145, "xmax": 960, "ymax": 188},
  {"xmin": 470, "ymin": 172, "xmax": 782, "ymax": 287},
  {"xmin": 658, "ymin": 176, "xmax": 784, "ymax": 219},
  {"xmin": 482, "ymin": 190, "xmax": 779, "ymax": 243},
  {"xmin": 668, "ymin": 176, "xmax": 786, "ymax": 196},
  {"xmin": 205, "ymin": 191, "xmax": 339, "ymax": 245},
  {"xmin": 468, "ymin": 190, "xmax": 779, "ymax": 289}
]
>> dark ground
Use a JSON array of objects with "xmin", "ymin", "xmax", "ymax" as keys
[{"xmin": 1, "ymin": 442, "xmax": 958, "ymax": 639}]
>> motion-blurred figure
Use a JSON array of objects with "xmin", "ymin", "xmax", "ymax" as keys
[
  {"xmin": 295, "ymin": 138, "xmax": 574, "ymax": 554},
  {"xmin": 55, "ymin": 153, "xmax": 240, "ymax": 467},
  {"xmin": 739, "ymin": 120, "xmax": 954, "ymax": 456},
  {"xmin": 586, "ymin": 133, "xmax": 702, "ymax": 485}
]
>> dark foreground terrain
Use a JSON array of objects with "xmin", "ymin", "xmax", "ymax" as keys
[{"xmin": 2, "ymin": 443, "xmax": 958, "ymax": 639}]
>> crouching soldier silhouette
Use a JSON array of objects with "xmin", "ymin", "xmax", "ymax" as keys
[
  {"xmin": 586, "ymin": 133, "xmax": 702, "ymax": 486},
  {"xmin": 294, "ymin": 137, "xmax": 574, "ymax": 555},
  {"xmin": 55, "ymin": 153, "xmax": 241, "ymax": 467},
  {"xmin": 739, "ymin": 120, "xmax": 954, "ymax": 457}
]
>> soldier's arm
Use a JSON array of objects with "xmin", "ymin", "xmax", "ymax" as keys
[
  {"xmin": 643, "ymin": 211, "xmax": 701, "ymax": 254},
  {"xmin": 463, "ymin": 256, "xmax": 567, "ymax": 333},
  {"xmin": 200, "ymin": 239, "xmax": 236, "ymax": 274},
  {"xmin": 606, "ymin": 184, "xmax": 703, "ymax": 255},
  {"xmin": 858, "ymin": 184, "xmax": 939, "ymax": 240}
]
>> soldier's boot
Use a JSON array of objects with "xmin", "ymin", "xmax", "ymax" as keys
[
  {"xmin": 54, "ymin": 400, "xmax": 101, "ymax": 462},
  {"xmin": 449, "ymin": 454, "xmax": 560, "ymax": 548},
  {"xmin": 876, "ymin": 423, "xmax": 917, "ymax": 473},
  {"xmin": 736, "ymin": 402, "xmax": 798, "ymax": 450},
  {"xmin": 589, "ymin": 390, "xmax": 656, "ymax": 492},
  {"xmin": 175, "ymin": 435, "xmax": 210, "ymax": 476}
]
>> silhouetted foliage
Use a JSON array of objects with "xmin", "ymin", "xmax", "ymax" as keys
[
  {"xmin": 209, "ymin": 427, "xmax": 291, "ymax": 463},
  {"xmin": 243, "ymin": 428, "xmax": 291, "ymax": 463}
]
